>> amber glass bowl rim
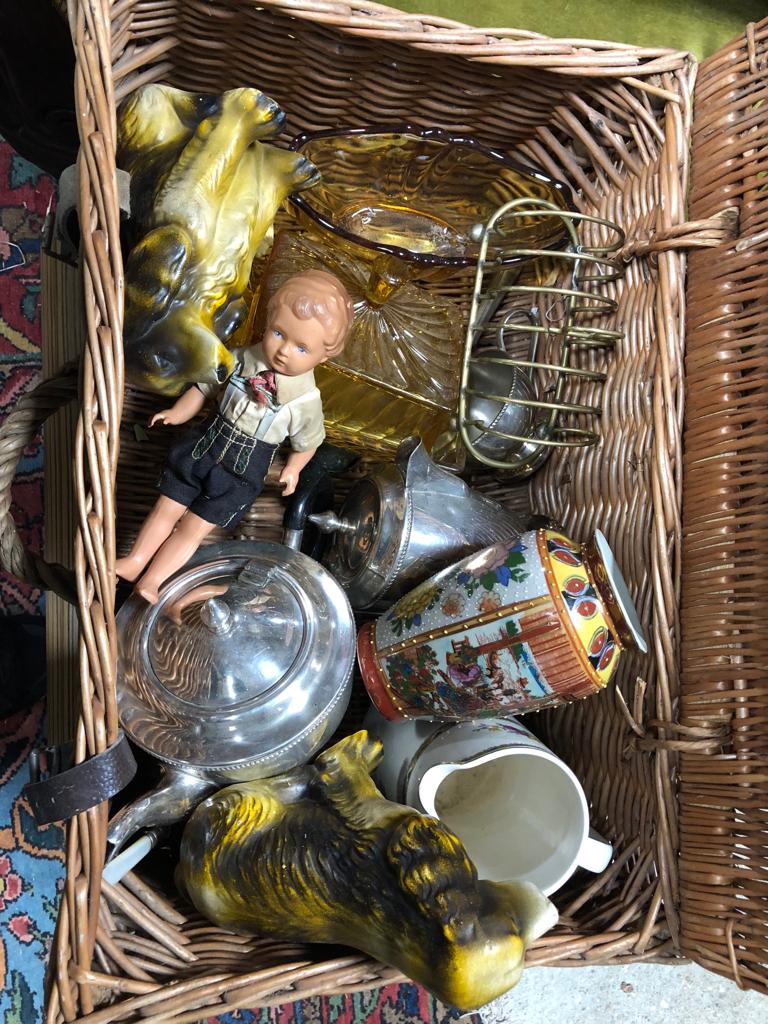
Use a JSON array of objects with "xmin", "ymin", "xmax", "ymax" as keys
[{"xmin": 288, "ymin": 123, "xmax": 575, "ymax": 269}]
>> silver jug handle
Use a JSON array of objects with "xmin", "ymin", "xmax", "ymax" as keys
[{"xmin": 106, "ymin": 766, "xmax": 219, "ymax": 856}]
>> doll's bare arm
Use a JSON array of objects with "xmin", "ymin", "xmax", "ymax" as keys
[
  {"xmin": 278, "ymin": 447, "xmax": 317, "ymax": 497},
  {"xmin": 149, "ymin": 385, "xmax": 207, "ymax": 427}
]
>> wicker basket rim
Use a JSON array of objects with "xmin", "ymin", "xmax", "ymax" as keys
[{"xmin": 245, "ymin": 0, "xmax": 692, "ymax": 67}]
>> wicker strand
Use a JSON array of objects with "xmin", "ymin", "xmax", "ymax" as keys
[{"xmin": 60, "ymin": 0, "xmax": 126, "ymax": 1014}]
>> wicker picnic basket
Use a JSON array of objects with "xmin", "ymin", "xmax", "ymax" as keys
[{"xmin": 0, "ymin": 2, "xmax": 766, "ymax": 1021}]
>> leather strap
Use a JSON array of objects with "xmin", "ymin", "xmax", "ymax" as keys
[{"xmin": 23, "ymin": 732, "xmax": 137, "ymax": 825}]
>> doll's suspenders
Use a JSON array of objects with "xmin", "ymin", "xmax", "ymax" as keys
[{"xmin": 192, "ymin": 363, "xmax": 281, "ymax": 472}]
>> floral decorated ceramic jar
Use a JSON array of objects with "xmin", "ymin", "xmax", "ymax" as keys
[{"xmin": 357, "ymin": 528, "xmax": 647, "ymax": 720}]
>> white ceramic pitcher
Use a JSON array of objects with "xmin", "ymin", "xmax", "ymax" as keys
[{"xmin": 366, "ymin": 709, "xmax": 612, "ymax": 896}]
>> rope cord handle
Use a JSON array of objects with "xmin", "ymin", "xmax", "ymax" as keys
[{"xmin": 0, "ymin": 362, "xmax": 80, "ymax": 603}]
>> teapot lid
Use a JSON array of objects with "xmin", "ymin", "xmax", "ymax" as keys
[{"xmin": 117, "ymin": 542, "xmax": 355, "ymax": 777}]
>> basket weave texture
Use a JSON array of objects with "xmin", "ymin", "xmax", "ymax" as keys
[
  {"xmin": 24, "ymin": 1, "xmax": 763, "ymax": 1020},
  {"xmin": 679, "ymin": 21, "xmax": 768, "ymax": 995}
]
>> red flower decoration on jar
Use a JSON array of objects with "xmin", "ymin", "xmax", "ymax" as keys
[
  {"xmin": 478, "ymin": 592, "xmax": 502, "ymax": 614},
  {"xmin": 589, "ymin": 627, "xmax": 608, "ymax": 656},
  {"xmin": 0, "ymin": 855, "xmax": 22, "ymax": 910},
  {"xmin": 440, "ymin": 590, "xmax": 465, "ymax": 617},
  {"xmin": 598, "ymin": 643, "xmax": 616, "ymax": 672},
  {"xmin": 552, "ymin": 548, "xmax": 581, "ymax": 567}
]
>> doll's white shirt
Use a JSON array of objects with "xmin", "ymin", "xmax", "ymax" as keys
[{"xmin": 196, "ymin": 344, "xmax": 325, "ymax": 452}]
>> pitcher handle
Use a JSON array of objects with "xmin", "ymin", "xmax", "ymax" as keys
[{"xmin": 577, "ymin": 828, "xmax": 613, "ymax": 874}]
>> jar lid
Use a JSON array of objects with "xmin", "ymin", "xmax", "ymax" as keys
[
  {"xmin": 587, "ymin": 529, "xmax": 648, "ymax": 654},
  {"xmin": 117, "ymin": 541, "xmax": 355, "ymax": 777}
]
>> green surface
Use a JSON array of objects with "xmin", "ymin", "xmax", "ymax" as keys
[{"xmin": 392, "ymin": 0, "xmax": 764, "ymax": 59}]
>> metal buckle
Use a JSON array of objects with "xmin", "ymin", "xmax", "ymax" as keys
[{"xmin": 28, "ymin": 742, "xmax": 74, "ymax": 786}]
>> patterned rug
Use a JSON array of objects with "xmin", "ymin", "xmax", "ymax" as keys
[
  {"xmin": 0, "ymin": 133, "xmax": 480, "ymax": 1024},
  {"xmin": 0, "ymin": 701, "xmax": 65, "ymax": 1023},
  {"xmin": 0, "ymin": 135, "xmax": 64, "ymax": 1024},
  {"xmin": 0, "ymin": 136, "xmax": 52, "ymax": 616},
  {"xmin": 207, "ymin": 986, "xmax": 476, "ymax": 1024}
]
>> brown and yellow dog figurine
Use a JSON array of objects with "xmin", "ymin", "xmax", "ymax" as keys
[
  {"xmin": 178, "ymin": 731, "xmax": 557, "ymax": 1011},
  {"xmin": 117, "ymin": 84, "xmax": 320, "ymax": 394}
]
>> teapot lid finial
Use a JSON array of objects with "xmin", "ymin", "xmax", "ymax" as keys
[{"xmin": 199, "ymin": 598, "xmax": 233, "ymax": 635}]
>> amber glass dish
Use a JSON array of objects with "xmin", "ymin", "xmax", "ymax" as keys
[{"xmin": 288, "ymin": 124, "xmax": 573, "ymax": 270}]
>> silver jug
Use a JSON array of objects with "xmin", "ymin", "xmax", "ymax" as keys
[{"xmin": 309, "ymin": 437, "xmax": 528, "ymax": 611}]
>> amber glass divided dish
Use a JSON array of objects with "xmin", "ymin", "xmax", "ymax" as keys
[{"xmin": 288, "ymin": 124, "xmax": 573, "ymax": 268}]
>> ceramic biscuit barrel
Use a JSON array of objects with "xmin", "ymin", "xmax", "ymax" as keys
[{"xmin": 357, "ymin": 527, "xmax": 647, "ymax": 720}]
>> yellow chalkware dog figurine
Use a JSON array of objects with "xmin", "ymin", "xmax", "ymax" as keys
[
  {"xmin": 117, "ymin": 84, "xmax": 320, "ymax": 395},
  {"xmin": 178, "ymin": 731, "xmax": 557, "ymax": 1011}
]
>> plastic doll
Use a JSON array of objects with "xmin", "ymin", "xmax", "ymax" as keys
[{"xmin": 116, "ymin": 269, "xmax": 353, "ymax": 603}]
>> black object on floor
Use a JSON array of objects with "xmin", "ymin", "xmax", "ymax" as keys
[{"xmin": 0, "ymin": 0, "xmax": 78, "ymax": 177}]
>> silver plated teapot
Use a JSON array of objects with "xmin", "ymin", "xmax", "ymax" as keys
[
  {"xmin": 108, "ymin": 540, "xmax": 355, "ymax": 852},
  {"xmin": 309, "ymin": 437, "xmax": 528, "ymax": 611}
]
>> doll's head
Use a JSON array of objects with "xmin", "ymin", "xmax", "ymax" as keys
[{"xmin": 262, "ymin": 270, "xmax": 353, "ymax": 376}]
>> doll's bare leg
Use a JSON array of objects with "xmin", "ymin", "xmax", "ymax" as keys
[
  {"xmin": 134, "ymin": 511, "xmax": 215, "ymax": 605},
  {"xmin": 115, "ymin": 496, "xmax": 188, "ymax": 582},
  {"xmin": 163, "ymin": 582, "xmax": 230, "ymax": 625}
]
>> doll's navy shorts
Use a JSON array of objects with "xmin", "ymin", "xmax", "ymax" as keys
[{"xmin": 158, "ymin": 414, "xmax": 278, "ymax": 528}]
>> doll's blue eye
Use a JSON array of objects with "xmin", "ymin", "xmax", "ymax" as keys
[
  {"xmin": 273, "ymin": 329, "xmax": 283, "ymax": 339},
  {"xmin": 297, "ymin": 345, "xmax": 307, "ymax": 354}
]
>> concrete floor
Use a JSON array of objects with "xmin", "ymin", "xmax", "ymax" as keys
[{"xmin": 480, "ymin": 962, "xmax": 766, "ymax": 1023}]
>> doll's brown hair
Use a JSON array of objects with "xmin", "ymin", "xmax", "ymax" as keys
[{"xmin": 267, "ymin": 270, "xmax": 353, "ymax": 357}]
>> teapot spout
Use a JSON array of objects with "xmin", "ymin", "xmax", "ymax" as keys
[{"xmin": 107, "ymin": 766, "xmax": 219, "ymax": 855}]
